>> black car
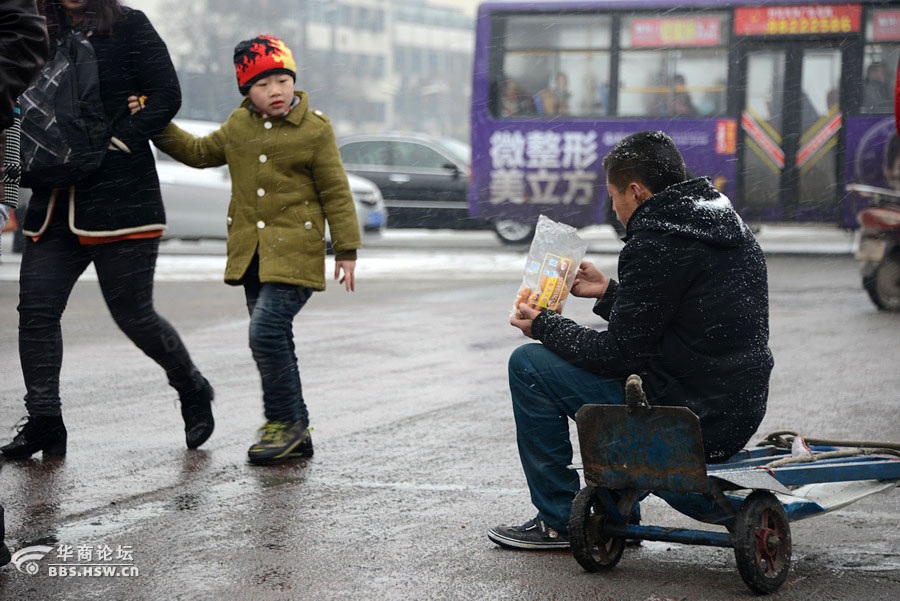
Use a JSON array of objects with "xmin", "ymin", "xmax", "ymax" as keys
[{"xmin": 337, "ymin": 132, "xmax": 535, "ymax": 244}]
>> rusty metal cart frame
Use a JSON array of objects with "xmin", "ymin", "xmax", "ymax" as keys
[{"xmin": 569, "ymin": 376, "xmax": 900, "ymax": 594}]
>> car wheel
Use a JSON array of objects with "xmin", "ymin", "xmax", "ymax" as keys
[
  {"xmin": 862, "ymin": 250, "xmax": 900, "ymax": 311},
  {"xmin": 493, "ymin": 220, "xmax": 535, "ymax": 245}
]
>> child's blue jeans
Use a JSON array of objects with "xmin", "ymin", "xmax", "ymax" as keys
[
  {"xmin": 508, "ymin": 343, "xmax": 626, "ymax": 536},
  {"xmin": 243, "ymin": 257, "xmax": 313, "ymax": 425}
]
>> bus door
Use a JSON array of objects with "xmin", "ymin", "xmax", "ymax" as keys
[{"xmin": 738, "ymin": 43, "xmax": 844, "ymax": 222}]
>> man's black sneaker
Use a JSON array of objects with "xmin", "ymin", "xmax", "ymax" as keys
[
  {"xmin": 488, "ymin": 515, "xmax": 569, "ymax": 550},
  {"xmin": 247, "ymin": 421, "xmax": 312, "ymax": 465}
]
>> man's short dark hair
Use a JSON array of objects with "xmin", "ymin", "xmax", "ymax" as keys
[{"xmin": 602, "ymin": 130, "xmax": 688, "ymax": 193}]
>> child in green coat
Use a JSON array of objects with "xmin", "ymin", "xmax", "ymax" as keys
[{"xmin": 132, "ymin": 34, "xmax": 361, "ymax": 465}]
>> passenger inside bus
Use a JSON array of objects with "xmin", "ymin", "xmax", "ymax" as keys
[
  {"xmin": 826, "ymin": 87, "xmax": 839, "ymax": 112},
  {"xmin": 766, "ymin": 90, "xmax": 820, "ymax": 132},
  {"xmin": 670, "ymin": 73, "xmax": 699, "ymax": 117},
  {"xmin": 862, "ymin": 61, "xmax": 893, "ymax": 113},
  {"xmin": 647, "ymin": 72, "xmax": 700, "ymax": 117},
  {"xmin": 535, "ymin": 72, "xmax": 571, "ymax": 116},
  {"xmin": 499, "ymin": 78, "xmax": 533, "ymax": 117}
]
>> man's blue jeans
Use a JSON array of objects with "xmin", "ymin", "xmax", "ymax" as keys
[
  {"xmin": 243, "ymin": 259, "xmax": 313, "ymax": 425},
  {"xmin": 508, "ymin": 343, "xmax": 626, "ymax": 535}
]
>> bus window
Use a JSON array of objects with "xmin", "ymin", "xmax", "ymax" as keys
[
  {"xmin": 618, "ymin": 50, "xmax": 727, "ymax": 117},
  {"xmin": 618, "ymin": 14, "xmax": 729, "ymax": 118},
  {"xmin": 493, "ymin": 14, "xmax": 612, "ymax": 118},
  {"xmin": 798, "ymin": 49, "xmax": 842, "ymax": 216},
  {"xmin": 862, "ymin": 9, "xmax": 900, "ymax": 114},
  {"xmin": 338, "ymin": 141, "xmax": 389, "ymax": 167}
]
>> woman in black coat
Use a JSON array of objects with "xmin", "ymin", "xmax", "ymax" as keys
[{"xmin": 1, "ymin": 0, "xmax": 215, "ymax": 460}]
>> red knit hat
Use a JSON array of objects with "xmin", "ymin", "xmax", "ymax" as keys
[{"xmin": 233, "ymin": 35, "xmax": 297, "ymax": 95}]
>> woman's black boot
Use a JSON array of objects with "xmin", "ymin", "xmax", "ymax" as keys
[
  {"xmin": 0, "ymin": 415, "xmax": 67, "ymax": 458},
  {"xmin": 180, "ymin": 379, "xmax": 215, "ymax": 450}
]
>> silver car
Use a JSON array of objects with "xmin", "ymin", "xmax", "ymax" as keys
[{"xmin": 156, "ymin": 119, "xmax": 387, "ymax": 242}]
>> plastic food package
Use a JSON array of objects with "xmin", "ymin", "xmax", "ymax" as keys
[{"xmin": 511, "ymin": 215, "xmax": 588, "ymax": 318}]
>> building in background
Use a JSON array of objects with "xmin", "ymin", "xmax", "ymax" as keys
[{"xmin": 149, "ymin": 0, "xmax": 474, "ymax": 141}]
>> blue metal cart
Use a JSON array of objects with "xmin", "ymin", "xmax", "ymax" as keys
[{"xmin": 569, "ymin": 376, "xmax": 900, "ymax": 594}]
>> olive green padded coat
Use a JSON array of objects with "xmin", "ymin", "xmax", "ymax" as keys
[{"xmin": 154, "ymin": 91, "xmax": 360, "ymax": 290}]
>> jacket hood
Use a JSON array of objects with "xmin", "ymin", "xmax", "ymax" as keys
[{"xmin": 626, "ymin": 176, "xmax": 751, "ymax": 248}]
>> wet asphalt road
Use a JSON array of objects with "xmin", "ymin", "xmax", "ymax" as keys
[{"xmin": 0, "ymin": 235, "xmax": 897, "ymax": 600}]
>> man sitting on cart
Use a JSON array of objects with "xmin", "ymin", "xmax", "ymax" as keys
[{"xmin": 489, "ymin": 130, "xmax": 774, "ymax": 550}]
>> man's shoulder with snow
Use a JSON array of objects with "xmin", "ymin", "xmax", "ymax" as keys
[{"xmin": 628, "ymin": 177, "xmax": 752, "ymax": 248}]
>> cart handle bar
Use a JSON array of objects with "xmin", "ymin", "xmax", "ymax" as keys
[
  {"xmin": 625, "ymin": 374, "xmax": 650, "ymax": 413},
  {"xmin": 758, "ymin": 430, "xmax": 900, "ymax": 452}
]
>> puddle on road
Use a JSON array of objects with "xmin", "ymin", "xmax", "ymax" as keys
[{"xmin": 49, "ymin": 479, "xmax": 248, "ymax": 543}]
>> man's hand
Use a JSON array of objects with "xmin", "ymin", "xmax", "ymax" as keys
[
  {"xmin": 510, "ymin": 302, "xmax": 541, "ymax": 339},
  {"xmin": 335, "ymin": 259, "xmax": 356, "ymax": 292},
  {"xmin": 571, "ymin": 260, "xmax": 610, "ymax": 299}
]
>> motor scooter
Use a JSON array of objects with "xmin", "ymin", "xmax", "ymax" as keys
[{"xmin": 848, "ymin": 184, "xmax": 900, "ymax": 311}]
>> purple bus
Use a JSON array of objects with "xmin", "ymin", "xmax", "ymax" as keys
[{"xmin": 469, "ymin": 0, "xmax": 900, "ymax": 242}]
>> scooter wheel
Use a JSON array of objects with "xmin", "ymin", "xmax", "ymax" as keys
[
  {"xmin": 568, "ymin": 486, "xmax": 625, "ymax": 572},
  {"xmin": 733, "ymin": 490, "xmax": 792, "ymax": 594},
  {"xmin": 863, "ymin": 250, "xmax": 900, "ymax": 311}
]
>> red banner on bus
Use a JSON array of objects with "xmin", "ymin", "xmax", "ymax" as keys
[
  {"xmin": 630, "ymin": 17, "xmax": 722, "ymax": 47},
  {"xmin": 872, "ymin": 9, "xmax": 900, "ymax": 42},
  {"xmin": 734, "ymin": 4, "xmax": 861, "ymax": 36}
]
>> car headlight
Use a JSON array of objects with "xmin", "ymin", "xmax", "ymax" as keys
[{"xmin": 351, "ymin": 188, "xmax": 380, "ymax": 206}]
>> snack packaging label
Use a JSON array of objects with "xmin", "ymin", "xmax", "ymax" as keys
[{"xmin": 512, "ymin": 215, "xmax": 588, "ymax": 318}]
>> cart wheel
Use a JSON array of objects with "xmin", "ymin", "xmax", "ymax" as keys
[
  {"xmin": 568, "ymin": 487, "xmax": 625, "ymax": 572},
  {"xmin": 733, "ymin": 490, "xmax": 792, "ymax": 594}
]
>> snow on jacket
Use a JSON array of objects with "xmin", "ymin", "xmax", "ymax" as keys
[
  {"xmin": 153, "ymin": 91, "xmax": 361, "ymax": 291},
  {"xmin": 532, "ymin": 176, "xmax": 774, "ymax": 461}
]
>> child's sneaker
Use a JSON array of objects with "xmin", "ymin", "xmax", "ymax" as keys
[
  {"xmin": 247, "ymin": 421, "xmax": 313, "ymax": 465},
  {"xmin": 487, "ymin": 515, "xmax": 569, "ymax": 550},
  {"xmin": 286, "ymin": 427, "xmax": 314, "ymax": 458}
]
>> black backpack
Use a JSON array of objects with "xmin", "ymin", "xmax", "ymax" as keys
[{"xmin": 19, "ymin": 30, "xmax": 109, "ymax": 189}]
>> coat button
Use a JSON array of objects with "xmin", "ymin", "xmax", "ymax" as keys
[
  {"xmin": 259, "ymin": 154, "xmax": 268, "ymax": 163},
  {"xmin": 257, "ymin": 220, "xmax": 265, "ymax": 229},
  {"xmin": 304, "ymin": 221, "xmax": 312, "ymax": 230},
  {"xmin": 264, "ymin": 121, "xmax": 273, "ymax": 129},
  {"xmin": 226, "ymin": 216, "xmax": 233, "ymax": 225},
  {"xmin": 257, "ymin": 188, "xmax": 265, "ymax": 197}
]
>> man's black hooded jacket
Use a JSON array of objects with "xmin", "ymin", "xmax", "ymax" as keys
[{"xmin": 532, "ymin": 176, "xmax": 774, "ymax": 461}]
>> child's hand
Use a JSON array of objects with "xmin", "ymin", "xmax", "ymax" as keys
[
  {"xmin": 127, "ymin": 95, "xmax": 146, "ymax": 115},
  {"xmin": 335, "ymin": 260, "xmax": 356, "ymax": 292}
]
